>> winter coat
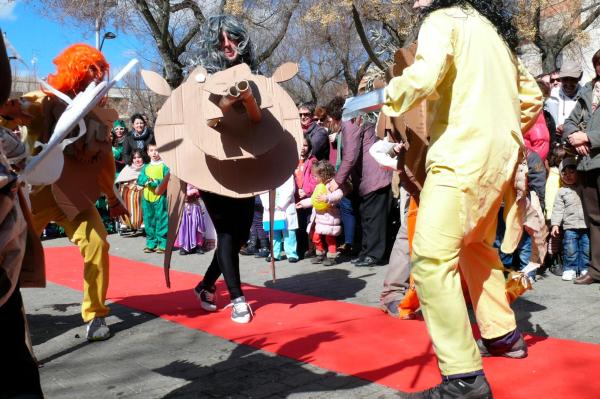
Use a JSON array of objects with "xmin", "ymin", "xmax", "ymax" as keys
[
  {"xmin": 294, "ymin": 156, "xmax": 318, "ymax": 199},
  {"xmin": 260, "ymin": 176, "xmax": 298, "ymax": 230},
  {"xmin": 551, "ymin": 186, "xmax": 587, "ymax": 230},
  {"xmin": 563, "ymin": 81, "xmax": 600, "ymax": 171},
  {"xmin": 523, "ymin": 112, "xmax": 550, "ymax": 162},
  {"xmin": 122, "ymin": 127, "xmax": 156, "ymax": 164},
  {"xmin": 305, "ymin": 122, "xmax": 330, "ymax": 161},
  {"xmin": 299, "ymin": 180, "xmax": 348, "ymax": 236},
  {"xmin": 546, "ymin": 85, "xmax": 581, "ymax": 127},
  {"xmin": 334, "ymin": 121, "xmax": 392, "ymax": 197},
  {"xmin": 527, "ymin": 150, "xmax": 546, "ymax": 212}
]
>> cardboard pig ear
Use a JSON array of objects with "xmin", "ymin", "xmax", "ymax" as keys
[
  {"xmin": 272, "ymin": 62, "xmax": 298, "ymax": 83},
  {"xmin": 141, "ymin": 69, "xmax": 172, "ymax": 96}
]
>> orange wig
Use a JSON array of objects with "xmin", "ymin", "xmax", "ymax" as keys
[{"xmin": 46, "ymin": 43, "xmax": 109, "ymax": 96}]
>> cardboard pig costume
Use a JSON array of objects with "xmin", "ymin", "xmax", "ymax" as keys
[{"xmin": 142, "ymin": 62, "xmax": 304, "ymax": 286}]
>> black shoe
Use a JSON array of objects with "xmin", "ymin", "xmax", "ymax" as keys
[
  {"xmin": 303, "ymin": 249, "xmax": 316, "ymax": 259},
  {"xmin": 355, "ymin": 256, "xmax": 377, "ymax": 267},
  {"xmin": 477, "ymin": 335, "xmax": 527, "ymax": 359},
  {"xmin": 351, "ymin": 256, "xmax": 364, "ymax": 264},
  {"xmin": 311, "ymin": 254, "xmax": 325, "ymax": 264},
  {"xmin": 406, "ymin": 375, "xmax": 492, "ymax": 398},
  {"xmin": 265, "ymin": 255, "xmax": 281, "ymax": 262},
  {"xmin": 196, "ymin": 247, "xmax": 205, "ymax": 255},
  {"xmin": 322, "ymin": 256, "xmax": 338, "ymax": 266},
  {"xmin": 240, "ymin": 245, "xmax": 257, "ymax": 256},
  {"xmin": 179, "ymin": 248, "xmax": 189, "ymax": 256},
  {"xmin": 288, "ymin": 257, "xmax": 299, "ymax": 263},
  {"xmin": 255, "ymin": 247, "xmax": 269, "ymax": 258}
]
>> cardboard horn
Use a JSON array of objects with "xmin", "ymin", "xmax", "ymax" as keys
[
  {"xmin": 236, "ymin": 80, "xmax": 262, "ymax": 123},
  {"xmin": 217, "ymin": 84, "xmax": 242, "ymax": 114}
]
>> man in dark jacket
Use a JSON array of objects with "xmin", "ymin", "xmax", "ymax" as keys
[
  {"xmin": 298, "ymin": 102, "xmax": 329, "ymax": 161},
  {"xmin": 122, "ymin": 113, "xmax": 155, "ymax": 164},
  {"xmin": 328, "ymin": 96, "xmax": 392, "ymax": 267},
  {"xmin": 563, "ymin": 48, "xmax": 600, "ymax": 286}
]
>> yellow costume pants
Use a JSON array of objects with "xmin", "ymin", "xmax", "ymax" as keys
[
  {"xmin": 412, "ymin": 168, "xmax": 517, "ymax": 376},
  {"xmin": 32, "ymin": 188, "xmax": 110, "ymax": 322}
]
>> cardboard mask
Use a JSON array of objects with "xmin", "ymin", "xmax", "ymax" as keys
[{"xmin": 144, "ymin": 62, "xmax": 303, "ymax": 198}]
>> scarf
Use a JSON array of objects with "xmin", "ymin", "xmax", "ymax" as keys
[
  {"xmin": 131, "ymin": 127, "xmax": 150, "ymax": 149},
  {"xmin": 115, "ymin": 163, "xmax": 143, "ymax": 185}
]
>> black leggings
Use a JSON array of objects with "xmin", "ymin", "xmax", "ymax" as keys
[{"xmin": 199, "ymin": 192, "xmax": 254, "ymax": 300}]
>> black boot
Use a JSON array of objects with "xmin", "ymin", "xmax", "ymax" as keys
[
  {"xmin": 240, "ymin": 235, "xmax": 258, "ymax": 256},
  {"xmin": 406, "ymin": 375, "xmax": 492, "ymax": 398},
  {"xmin": 255, "ymin": 238, "xmax": 270, "ymax": 258}
]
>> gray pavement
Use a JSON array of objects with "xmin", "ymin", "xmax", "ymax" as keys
[{"xmin": 24, "ymin": 233, "xmax": 600, "ymax": 398}]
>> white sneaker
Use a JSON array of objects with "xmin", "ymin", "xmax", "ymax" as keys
[
  {"xmin": 227, "ymin": 296, "xmax": 253, "ymax": 324},
  {"xmin": 86, "ymin": 317, "xmax": 110, "ymax": 341},
  {"xmin": 193, "ymin": 286, "xmax": 217, "ymax": 312},
  {"xmin": 581, "ymin": 269, "xmax": 588, "ymax": 276},
  {"xmin": 562, "ymin": 270, "xmax": 576, "ymax": 281}
]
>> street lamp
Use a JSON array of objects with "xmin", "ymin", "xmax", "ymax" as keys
[{"xmin": 99, "ymin": 31, "xmax": 117, "ymax": 52}]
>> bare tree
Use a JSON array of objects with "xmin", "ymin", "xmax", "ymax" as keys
[
  {"xmin": 28, "ymin": 0, "xmax": 301, "ymax": 89},
  {"xmin": 516, "ymin": 0, "xmax": 600, "ymax": 72}
]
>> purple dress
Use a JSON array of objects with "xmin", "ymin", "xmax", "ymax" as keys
[{"xmin": 175, "ymin": 185, "xmax": 206, "ymax": 251}]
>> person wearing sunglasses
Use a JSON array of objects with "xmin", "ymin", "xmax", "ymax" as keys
[
  {"xmin": 298, "ymin": 102, "xmax": 329, "ymax": 161},
  {"xmin": 546, "ymin": 61, "xmax": 583, "ymax": 136}
]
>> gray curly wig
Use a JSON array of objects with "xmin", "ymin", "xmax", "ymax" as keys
[{"xmin": 197, "ymin": 15, "xmax": 257, "ymax": 74}]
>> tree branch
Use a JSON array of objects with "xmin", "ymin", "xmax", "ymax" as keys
[
  {"xmin": 351, "ymin": 3, "xmax": 385, "ymax": 71},
  {"xmin": 255, "ymin": 0, "xmax": 300, "ymax": 65}
]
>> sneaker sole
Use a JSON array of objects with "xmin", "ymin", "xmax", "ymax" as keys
[
  {"xmin": 87, "ymin": 333, "xmax": 111, "ymax": 342},
  {"xmin": 481, "ymin": 350, "xmax": 528, "ymax": 359},
  {"xmin": 193, "ymin": 289, "xmax": 217, "ymax": 312},
  {"xmin": 231, "ymin": 315, "xmax": 252, "ymax": 323}
]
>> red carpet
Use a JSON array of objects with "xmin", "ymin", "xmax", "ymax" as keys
[{"xmin": 44, "ymin": 246, "xmax": 599, "ymax": 398}]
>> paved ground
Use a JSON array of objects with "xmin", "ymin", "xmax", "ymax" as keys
[{"xmin": 23, "ymin": 233, "xmax": 600, "ymax": 398}]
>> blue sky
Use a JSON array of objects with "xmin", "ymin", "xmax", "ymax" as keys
[{"xmin": 0, "ymin": 0, "xmax": 144, "ymax": 78}]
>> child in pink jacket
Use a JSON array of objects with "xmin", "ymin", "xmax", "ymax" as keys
[{"xmin": 296, "ymin": 160, "xmax": 349, "ymax": 266}]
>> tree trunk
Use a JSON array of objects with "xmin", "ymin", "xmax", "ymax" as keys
[{"xmin": 541, "ymin": 47, "xmax": 561, "ymax": 73}]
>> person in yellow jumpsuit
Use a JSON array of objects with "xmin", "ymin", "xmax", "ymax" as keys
[
  {"xmin": 382, "ymin": 1, "xmax": 542, "ymax": 397},
  {"xmin": 7, "ymin": 44, "xmax": 128, "ymax": 342}
]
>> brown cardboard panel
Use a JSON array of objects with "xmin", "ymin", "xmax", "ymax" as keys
[
  {"xmin": 154, "ymin": 63, "xmax": 303, "ymax": 198},
  {"xmin": 272, "ymin": 62, "xmax": 298, "ymax": 83},
  {"xmin": 202, "ymin": 63, "xmax": 252, "ymax": 95},
  {"xmin": 387, "ymin": 44, "xmax": 429, "ymax": 189},
  {"xmin": 141, "ymin": 69, "xmax": 172, "ymax": 97},
  {"xmin": 158, "ymin": 124, "xmax": 302, "ymax": 198},
  {"xmin": 51, "ymin": 151, "xmax": 108, "ymax": 220}
]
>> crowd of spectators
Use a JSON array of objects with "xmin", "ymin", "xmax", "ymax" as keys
[{"xmin": 44, "ymin": 51, "xmax": 600, "ymax": 302}]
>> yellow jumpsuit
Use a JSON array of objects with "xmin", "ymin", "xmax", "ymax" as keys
[
  {"xmin": 382, "ymin": 6, "xmax": 542, "ymax": 376},
  {"xmin": 23, "ymin": 91, "xmax": 118, "ymax": 323}
]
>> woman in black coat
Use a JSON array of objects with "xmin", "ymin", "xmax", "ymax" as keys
[{"xmin": 121, "ymin": 113, "xmax": 155, "ymax": 164}]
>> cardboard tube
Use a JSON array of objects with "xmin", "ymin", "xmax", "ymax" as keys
[{"xmin": 236, "ymin": 80, "xmax": 262, "ymax": 123}]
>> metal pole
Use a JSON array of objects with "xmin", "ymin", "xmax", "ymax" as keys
[{"xmin": 95, "ymin": 16, "xmax": 100, "ymax": 49}]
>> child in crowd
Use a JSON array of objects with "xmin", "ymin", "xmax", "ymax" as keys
[
  {"xmin": 239, "ymin": 196, "xmax": 270, "ymax": 257},
  {"xmin": 551, "ymin": 158, "xmax": 589, "ymax": 281},
  {"xmin": 115, "ymin": 149, "xmax": 147, "ymax": 235},
  {"xmin": 137, "ymin": 144, "xmax": 169, "ymax": 253},
  {"xmin": 260, "ymin": 175, "xmax": 299, "ymax": 263},
  {"xmin": 176, "ymin": 183, "xmax": 206, "ymax": 255},
  {"xmin": 294, "ymin": 136, "xmax": 318, "ymax": 257},
  {"xmin": 296, "ymin": 160, "xmax": 348, "ymax": 266}
]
